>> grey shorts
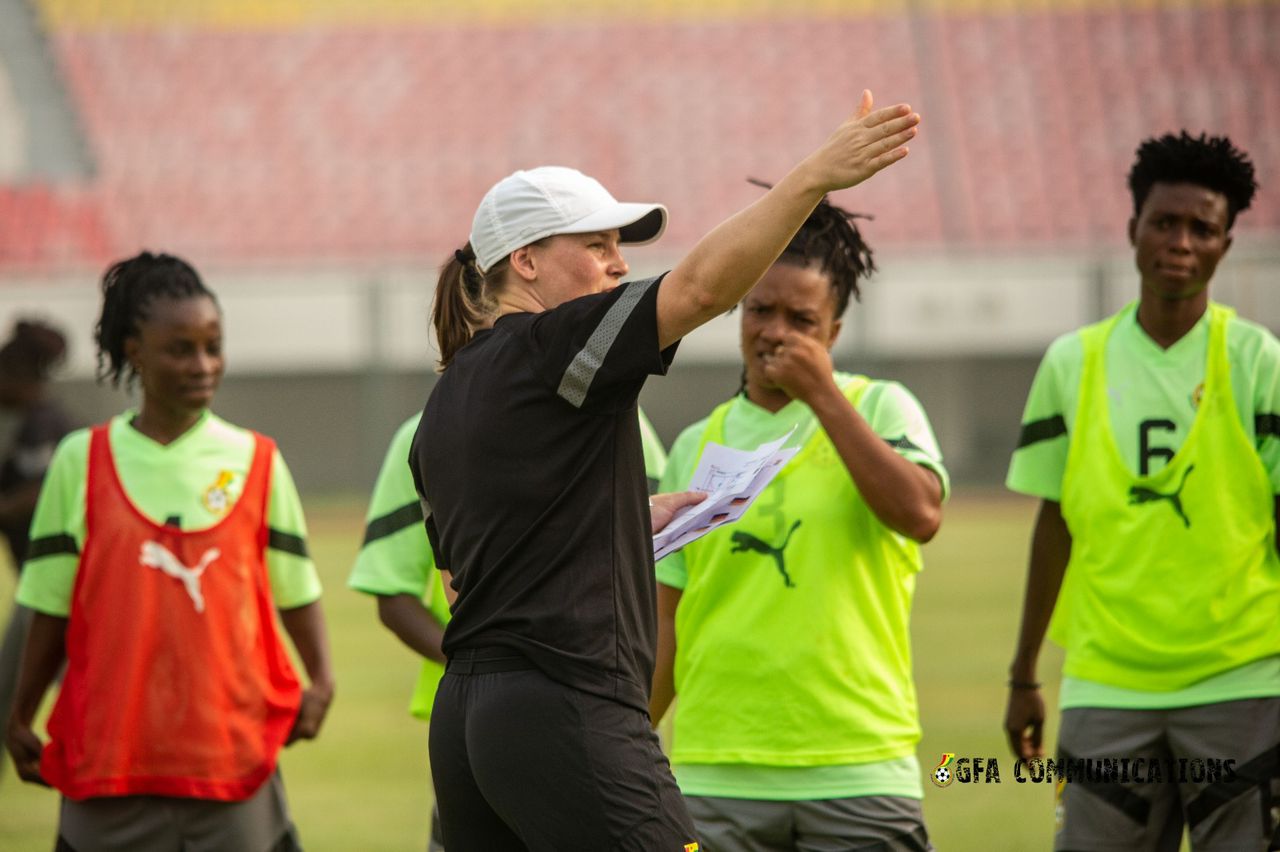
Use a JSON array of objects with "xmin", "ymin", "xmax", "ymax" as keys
[
  {"xmin": 57, "ymin": 770, "xmax": 299, "ymax": 852},
  {"xmin": 684, "ymin": 794, "xmax": 932, "ymax": 852},
  {"xmin": 1055, "ymin": 698, "xmax": 1280, "ymax": 852}
]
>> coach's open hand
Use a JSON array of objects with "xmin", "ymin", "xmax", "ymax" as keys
[{"xmin": 795, "ymin": 90, "xmax": 919, "ymax": 194}]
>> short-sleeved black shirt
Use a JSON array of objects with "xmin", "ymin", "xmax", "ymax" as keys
[{"xmin": 412, "ymin": 276, "xmax": 676, "ymax": 712}]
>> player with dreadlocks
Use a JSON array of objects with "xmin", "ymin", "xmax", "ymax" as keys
[
  {"xmin": 6, "ymin": 251, "xmax": 334, "ymax": 852},
  {"xmin": 1005, "ymin": 132, "xmax": 1277, "ymax": 851},
  {"xmin": 651, "ymin": 189, "xmax": 948, "ymax": 851}
]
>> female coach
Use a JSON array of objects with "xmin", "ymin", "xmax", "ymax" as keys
[
  {"xmin": 413, "ymin": 91, "xmax": 920, "ymax": 850},
  {"xmin": 5, "ymin": 252, "xmax": 334, "ymax": 852},
  {"xmin": 650, "ymin": 195, "xmax": 947, "ymax": 852}
]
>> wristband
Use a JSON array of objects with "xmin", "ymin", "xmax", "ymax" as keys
[{"xmin": 1007, "ymin": 679, "xmax": 1042, "ymax": 690}]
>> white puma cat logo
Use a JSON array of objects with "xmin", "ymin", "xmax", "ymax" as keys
[{"xmin": 139, "ymin": 541, "xmax": 221, "ymax": 613}]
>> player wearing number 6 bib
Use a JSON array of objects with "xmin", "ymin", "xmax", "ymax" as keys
[{"xmin": 1005, "ymin": 133, "xmax": 1280, "ymax": 852}]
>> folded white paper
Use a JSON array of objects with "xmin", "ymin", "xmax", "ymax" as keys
[{"xmin": 653, "ymin": 428, "xmax": 798, "ymax": 561}]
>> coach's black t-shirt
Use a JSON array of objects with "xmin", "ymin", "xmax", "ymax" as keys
[{"xmin": 412, "ymin": 276, "xmax": 677, "ymax": 712}]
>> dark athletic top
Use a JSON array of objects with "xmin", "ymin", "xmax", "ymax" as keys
[{"xmin": 412, "ymin": 275, "xmax": 677, "ymax": 712}]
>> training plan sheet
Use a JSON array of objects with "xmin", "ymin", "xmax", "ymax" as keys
[{"xmin": 652, "ymin": 428, "xmax": 798, "ymax": 561}]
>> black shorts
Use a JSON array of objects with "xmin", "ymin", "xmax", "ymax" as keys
[{"xmin": 429, "ymin": 648, "xmax": 698, "ymax": 851}]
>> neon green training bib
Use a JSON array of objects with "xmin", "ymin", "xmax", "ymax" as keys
[
  {"xmin": 671, "ymin": 377, "xmax": 924, "ymax": 766},
  {"xmin": 1053, "ymin": 303, "xmax": 1280, "ymax": 690}
]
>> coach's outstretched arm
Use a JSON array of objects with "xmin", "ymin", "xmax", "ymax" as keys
[{"xmin": 655, "ymin": 90, "xmax": 919, "ymax": 349}]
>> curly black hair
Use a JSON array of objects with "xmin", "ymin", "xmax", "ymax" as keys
[
  {"xmin": 749, "ymin": 179, "xmax": 876, "ymax": 319},
  {"xmin": 1128, "ymin": 132, "xmax": 1258, "ymax": 228},
  {"xmin": 94, "ymin": 251, "xmax": 217, "ymax": 388}
]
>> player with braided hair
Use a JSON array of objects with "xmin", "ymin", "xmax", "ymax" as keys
[
  {"xmin": 651, "ymin": 191, "xmax": 948, "ymax": 851},
  {"xmin": 1005, "ymin": 132, "xmax": 1278, "ymax": 851},
  {"xmin": 749, "ymin": 177, "xmax": 875, "ymax": 308},
  {"xmin": 730, "ymin": 178, "xmax": 874, "ymax": 397},
  {"xmin": 6, "ymin": 251, "xmax": 334, "ymax": 852},
  {"xmin": 92, "ymin": 252, "xmax": 215, "ymax": 388}
]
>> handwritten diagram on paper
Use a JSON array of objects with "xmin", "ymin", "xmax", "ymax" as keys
[{"xmin": 652, "ymin": 428, "xmax": 798, "ymax": 561}]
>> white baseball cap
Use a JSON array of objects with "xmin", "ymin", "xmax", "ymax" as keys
[{"xmin": 469, "ymin": 166, "xmax": 668, "ymax": 272}]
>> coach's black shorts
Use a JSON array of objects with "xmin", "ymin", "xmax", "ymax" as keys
[{"xmin": 429, "ymin": 648, "xmax": 699, "ymax": 851}]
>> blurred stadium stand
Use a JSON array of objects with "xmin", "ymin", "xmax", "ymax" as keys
[{"xmin": 0, "ymin": 0, "xmax": 1276, "ymax": 488}]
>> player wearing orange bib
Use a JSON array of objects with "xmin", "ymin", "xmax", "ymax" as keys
[{"xmin": 6, "ymin": 253, "xmax": 334, "ymax": 852}]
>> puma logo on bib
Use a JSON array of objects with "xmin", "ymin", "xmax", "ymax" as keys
[
  {"xmin": 730, "ymin": 520, "xmax": 802, "ymax": 588},
  {"xmin": 140, "ymin": 541, "xmax": 221, "ymax": 613},
  {"xmin": 1128, "ymin": 465, "xmax": 1194, "ymax": 528}
]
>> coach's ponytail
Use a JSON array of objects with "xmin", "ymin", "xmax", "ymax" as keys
[{"xmin": 433, "ymin": 243, "xmax": 488, "ymax": 370}]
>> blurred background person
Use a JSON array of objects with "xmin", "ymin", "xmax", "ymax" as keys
[
  {"xmin": 651, "ymin": 193, "xmax": 947, "ymax": 852},
  {"xmin": 0, "ymin": 319, "xmax": 75, "ymax": 786},
  {"xmin": 5, "ymin": 252, "xmax": 334, "ymax": 852}
]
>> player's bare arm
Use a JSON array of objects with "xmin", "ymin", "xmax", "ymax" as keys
[
  {"xmin": 650, "ymin": 582, "xmax": 683, "ymax": 727},
  {"xmin": 279, "ymin": 601, "xmax": 335, "ymax": 744},
  {"xmin": 5, "ymin": 612, "xmax": 67, "ymax": 786},
  {"xmin": 377, "ymin": 594, "xmax": 446, "ymax": 665},
  {"xmin": 1004, "ymin": 499, "xmax": 1072, "ymax": 761}
]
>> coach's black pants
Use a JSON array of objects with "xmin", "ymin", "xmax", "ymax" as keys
[{"xmin": 429, "ymin": 648, "xmax": 698, "ymax": 851}]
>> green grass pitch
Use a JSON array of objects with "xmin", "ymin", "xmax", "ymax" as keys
[{"xmin": 0, "ymin": 493, "xmax": 1065, "ymax": 851}]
